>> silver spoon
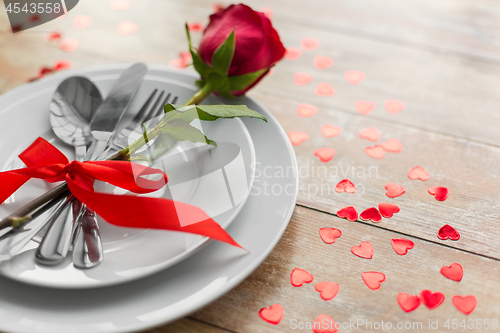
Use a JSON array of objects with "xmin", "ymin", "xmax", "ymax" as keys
[{"xmin": 35, "ymin": 77, "xmax": 103, "ymax": 266}]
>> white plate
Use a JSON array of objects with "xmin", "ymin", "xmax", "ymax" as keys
[
  {"xmin": 0, "ymin": 65, "xmax": 298, "ymax": 333},
  {"xmin": 0, "ymin": 67, "xmax": 256, "ymax": 288}
]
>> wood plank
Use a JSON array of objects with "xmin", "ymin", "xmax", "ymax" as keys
[
  {"xmin": 251, "ymin": 91, "xmax": 500, "ymax": 259},
  {"xmin": 192, "ymin": 205, "xmax": 500, "ymax": 333},
  {"xmin": 144, "ymin": 317, "xmax": 232, "ymax": 333}
]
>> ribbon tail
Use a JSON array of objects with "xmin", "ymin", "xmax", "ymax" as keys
[
  {"xmin": 0, "ymin": 172, "xmax": 31, "ymax": 204},
  {"xmin": 68, "ymin": 179, "xmax": 244, "ymax": 249}
]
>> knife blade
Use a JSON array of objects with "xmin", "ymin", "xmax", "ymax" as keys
[{"xmin": 33, "ymin": 63, "xmax": 148, "ymax": 266}]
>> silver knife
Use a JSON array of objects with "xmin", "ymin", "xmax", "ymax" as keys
[{"xmin": 35, "ymin": 63, "xmax": 148, "ymax": 267}]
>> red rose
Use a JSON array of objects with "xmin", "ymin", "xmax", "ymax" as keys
[{"xmin": 195, "ymin": 4, "xmax": 285, "ymax": 96}]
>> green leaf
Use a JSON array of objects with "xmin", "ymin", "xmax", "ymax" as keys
[
  {"xmin": 165, "ymin": 103, "xmax": 267, "ymax": 123},
  {"xmin": 227, "ymin": 69, "xmax": 267, "ymax": 92},
  {"xmin": 211, "ymin": 30, "xmax": 235, "ymax": 75},
  {"xmin": 185, "ymin": 23, "xmax": 210, "ymax": 77},
  {"xmin": 150, "ymin": 133, "xmax": 178, "ymax": 162},
  {"xmin": 160, "ymin": 119, "xmax": 217, "ymax": 146}
]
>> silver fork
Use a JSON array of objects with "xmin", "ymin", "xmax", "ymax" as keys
[{"xmin": 71, "ymin": 90, "xmax": 178, "ymax": 268}]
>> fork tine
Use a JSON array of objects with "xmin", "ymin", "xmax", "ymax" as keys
[
  {"xmin": 132, "ymin": 89, "xmax": 158, "ymax": 124},
  {"xmin": 150, "ymin": 93, "xmax": 173, "ymax": 120},
  {"xmin": 142, "ymin": 91, "xmax": 165, "ymax": 123}
]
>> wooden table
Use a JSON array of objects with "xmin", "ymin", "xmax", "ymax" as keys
[{"xmin": 1, "ymin": 0, "xmax": 500, "ymax": 332}]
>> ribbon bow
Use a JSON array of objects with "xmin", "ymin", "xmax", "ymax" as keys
[{"xmin": 0, "ymin": 137, "xmax": 241, "ymax": 248}]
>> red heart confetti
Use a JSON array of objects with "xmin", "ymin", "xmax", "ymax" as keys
[
  {"xmin": 313, "ymin": 314, "xmax": 338, "ymax": 333},
  {"xmin": 109, "ymin": 0, "xmax": 130, "ymax": 11},
  {"xmin": 187, "ymin": 22, "xmax": 204, "ymax": 32},
  {"xmin": 29, "ymin": 14, "xmax": 40, "ymax": 22},
  {"xmin": 169, "ymin": 58, "xmax": 187, "ymax": 69},
  {"xmin": 335, "ymin": 179, "xmax": 356, "ymax": 193},
  {"xmin": 321, "ymin": 124, "xmax": 341, "ymax": 138},
  {"xmin": 315, "ymin": 282, "xmax": 340, "ymax": 301},
  {"xmin": 259, "ymin": 304, "xmax": 284, "ymax": 325},
  {"xmin": 378, "ymin": 203, "xmax": 400, "ymax": 218},
  {"xmin": 354, "ymin": 101, "xmax": 376, "ymax": 115},
  {"xmin": 313, "ymin": 56, "xmax": 334, "ymax": 70},
  {"xmin": 301, "ymin": 37, "xmax": 320, "ymax": 51},
  {"xmin": 384, "ymin": 100, "xmax": 406, "ymax": 114},
  {"xmin": 285, "ymin": 47, "xmax": 302, "ymax": 61},
  {"xmin": 73, "ymin": 15, "xmax": 92, "ymax": 30},
  {"xmin": 420, "ymin": 290, "xmax": 445, "ymax": 309},
  {"xmin": 441, "ymin": 263, "xmax": 463, "ymax": 281},
  {"xmin": 391, "ymin": 239, "xmax": 414, "ymax": 255},
  {"xmin": 337, "ymin": 206, "xmax": 358, "ymax": 222},
  {"xmin": 360, "ymin": 207, "xmax": 382, "ymax": 223},
  {"xmin": 359, "ymin": 127, "xmax": 380, "ymax": 142},
  {"xmin": 408, "ymin": 166, "xmax": 429, "ymax": 181},
  {"xmin": 397, "ymin": 293, "xmax": 421, "ymax": 312},
  {"xmin": 39, "ymin": 67, "xmax": 53, "ymax": 76},
  {"xmin": 59, "ymin": 38, "xmax": 79, "ymax": 52},
  {"xmin": 385, "ymin": 183, "xmax": 406, "ymax": 198},
  {"xmin": 362, "ymin": 271, "xmax": 386, "ymax": 290},
  {"xmin": 314, "ymin": 148, "xmax": 335, "ymax": 162},
  {"xmin": 438, "ymin": 224, "xmax": 460, "ymax": 241},
  {"xmin": 314, "ymin": 83, "xmax": 335, "ymax": 97},
  {"xmin": 117, "ymin": 21, "xmax": 138, "ymax": 36},
  {"xmin": 212, "ymin": 3, "xmax": 225, "ymax": 13},
  {"xmin": 288, "ymin": 131, "xmax": 309, "ymax": 146},
  {"xmin": 380, "ymin": 138, "xmax": 402, "ymax": 153},
  {"xmin": 428, "ymin": 186, "xmax": 449, "ymax": 201},
  {"xmin": 45, "ymin": 32, "xmax": 61, "ymax": 42},
  {"xmin": 261, "ymin": 6, "xmax": 274, "ymax": 19},
  {"xmin": 319, "ymin": 228, "xmax": 342, "ymax": 244},
  {"xmin": 344, "ymin": 70, "xmax": 366, "ymax": 85},
  {"xmin": 364, "ymin": 146, "xmax": 385, "ymax": 159},
  {"xmin": 452, "ymin": 295, "xmax": 477, "ymax": 315},
  {"xmin": 54, "ymin": 60, "xmax": 72, "ymax": 71},
  {"xmin": 290, "ymin": 268, "xmax": 314, "ymax": 287},
  {"xmin": 293, "ymin": 72, "xmax": 312, "ymax": 86},
  {"xmin": 351, "ymin": 241, "xmax": 373, "ymax": 259},
  {"xmin": 296, "ymin": 103, "xmax": 318, "ymax": 117}
]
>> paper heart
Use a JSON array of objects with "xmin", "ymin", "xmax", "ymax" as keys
[
  {"xmin": 384, "ymin": 100, "xmax": 406, "ymax": 114},
  {"xmin": 428, "ymin": 186, "xmax": 449, "ymax": 201},
  {"xmin": 379, "ymin": 203, "xmax": 400, "ymax": 218},
  {"xmin": 385, "ymin": 182, "xmax": 406, "ymax": 198},
  {"xmin": 261, "ymin": 6, "xmax": 274, "ymax": 19},
  {"xmin": 441, "ymin": 263, "xmax": 463, "ymax": 281},
  {"xmin": 293, "ymin": 72, "xmax": 313, "ymax": 86},
  {"xmin": 438, "ymin": 224, "xmax": 460, "ymax": 241},
  {"xmin": 344, "ymin": 70, "xmax": 366, "ymax": 85},
  {"xmin": 360, "ymin": 207, "xmax": 382, "ymax": 223},
  {"xmin": 296, "ymin": 103, "xmax": 318, "ymax": 117},
  {"xmin": 117, "ymin": 21, "xmax": 138, "ymax": 36},
  {"xmin": 313, "ymin": 56, "xmax": 334, "ymax": 70},
  {"xmin": 285, "ymin": 47, "xmax": 302, "ymax": 61},
  {"xmin": 321, "ymin": 124, "xmax": 341, "ymax": 138},
  {"xmin": 73, "ymin": 15, "xmax": 92, "ymax": 29},
  {"xmin": 335, "ymin": 179, "xmax": 356, "ymax": 193},
  {"xmin": 452, "ymin": 295, "xmax": 477, "ymax": 315},
  {"xmin": 313, "ymin": 314, "xmax": 338, "ymax": 333},
  {"xmin": 420, "ymin": 290, "xmax": 445, "ymax": 309},
  {"xmin": 351, "ymin": 241, "xmax": 373, "ymax": 259},
  {"xmin": 59, "ymin": 37, "xmax": 79, "ymax": 52},
  {"xmin": 314, "ymin": 148, "xmax": 335, "ymax": 162},
  {"xmin": 315, "ymin": 282, "xmax": 340, "ymax": 300},
  {"xmin": 259, "ymin": 304, "xmax": 284, "ymax": 325},
  {"xmin": 397, "ymin": 293, "xmax": 421, "ymax": 312},
  {"xmin": 362, "ymin": 271, "xmax": 385, "ymax": 290},
  {"xmin": 391, "ymin": 239, "xmax": 414, "ymax": 255},
  {"xmin": 54, "ymin": 60, "xmax": 72, "ymax": 71},
  {"xmin": 301, "ymin": 37, "xmax": 320, "ymax": 51},
  {"xmin": 110, "ymin": 0, "xmax": 130, "ymax": 11},
  {"xmin": 314, "ymin": 83, "xmax": 335, "ymax": 96},
  {"xmin": 187, "ymin": 22, "xmax": 204, "ymax": 32},
  {"xmin": 365, "ymin": 146, "xmax": 385, "ymax": 159},
  {"xmin": 358, "ymin": 127, "xmax": 380, "ymax": 142},
  {"xmin": 45, "ymin": 32, "xmax": 61, "ymax": 42},
  {"xmin": 354, "ymin": 101, "xmax": 376, "ymax": 115},
  {"xmin": 288, "ymin": 131, "xmax": 309, "ymax": 146},
  {"xmin": 408, "ymin": 166, "xmax": 429, "ymax": 181},
  {"xmin": 290, "ymin": 268, "xmax": 314, "ymax": 287},
  {"xmin": 380, "ymin": 138, "xmax": 402, "ymax": 153},
  {"xmin": 169, "ymin": 58, "xmax": 187, "ymax": 69},
  {"xmin": 337, "ymin": 206, "xmax": 358, "ymax": 222},
  {"xmin": 319, "ymin": 228, "xmax": 342, "ymax": 244}
]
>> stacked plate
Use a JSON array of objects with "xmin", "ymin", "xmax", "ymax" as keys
[{"xmin": 0, "ymin": 65, "xmax": 298, "ymax": 333}]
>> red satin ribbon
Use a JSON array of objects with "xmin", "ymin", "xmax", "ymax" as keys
[{"xmin": 0, "ymin": 137, "xmax": 242, "ymax": 248}]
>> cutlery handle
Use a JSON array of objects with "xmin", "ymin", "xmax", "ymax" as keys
[
  {"xmin": 85, "ymin": 136, "xmax": 110, "ymax": 161},
  {"xmin": 73, "ymin": 205, "xmax": 103, "ymax": 268}
]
